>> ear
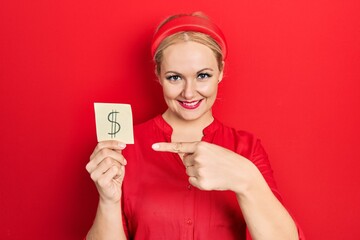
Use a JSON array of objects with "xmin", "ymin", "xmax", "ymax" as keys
[
  {"xmin": 154, "ymin": 65, "xmax": 163, "ymax": 85},
  {"xmin": 218, "ymin": 61, "xmax": 225, "ymax": 83},
  {"xmin": 154, "ymin": 65, "xmax": 159, "ymax": 77}
]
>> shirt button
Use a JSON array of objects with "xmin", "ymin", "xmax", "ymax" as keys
[
  {"xmin": 186, "ymin": 218, "xmax": 193, "ymax": 225},
  {"xmin": 187, "ymin": 184, "xmax": 192, "ymax": 190}
]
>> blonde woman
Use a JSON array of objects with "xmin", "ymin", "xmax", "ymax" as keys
[{"xmin": 85, "ymin": 12, "xmax": 304, "ymax": 240}]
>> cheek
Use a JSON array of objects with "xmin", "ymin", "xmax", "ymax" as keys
[
  {"xmin": 198, "ymin": 83, "xmax": 218, "ymax": 97},
  {"xmin": 162, "ymin": 84, "xmax": 182, "ymax": 99}
]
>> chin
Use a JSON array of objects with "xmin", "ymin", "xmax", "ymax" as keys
[
  {"xmin": 178, "ymin": 114, "xmax": 202, "ymax": 121},
  {"xmin": 176, "ymin": 109, "xmax": 210, "ymax": 122}
]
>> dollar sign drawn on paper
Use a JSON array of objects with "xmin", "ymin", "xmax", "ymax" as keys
[{"xmin": 107, "ymin": 110, "xmax": 121, "ymax": 138}]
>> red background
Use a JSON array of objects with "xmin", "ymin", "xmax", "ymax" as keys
[{"xmin": 1, "ymin": 0, "xmax": 359, "ymax": 239}]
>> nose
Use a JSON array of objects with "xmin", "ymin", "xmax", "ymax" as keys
[{"xmin": 182, "ymin": 80, "xmax": 196, "ymax": 100}]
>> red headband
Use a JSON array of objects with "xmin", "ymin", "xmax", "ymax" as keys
[{"xmin": 151, "ymin": 15, "xmax": 227, "ymax": 60}]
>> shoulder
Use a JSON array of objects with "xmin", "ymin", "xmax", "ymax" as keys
[
  {"xmin": 133, "ymin": 116, "xmax": 158, "ymax": 131},
  {"xmin": 214, "ymin": 119, "xmax": 255, "ymax": 139},
  {"xmin": 132, "ymin": 115, "xmax": 163, "ymax": 139},
  {"xmin": 213, "ymin": 120, "xmax": 264, "ymax": 159},
  {"xmin": 216, "ymin": 121, "xmax": 278, "ymax": 194},
  {"xmin": 124, "ymin": 115, "xmax": 163, "ymax": 154}
]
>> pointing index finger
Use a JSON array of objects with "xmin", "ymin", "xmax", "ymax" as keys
[{"xmin": 152, "ymin": 142, "xmax": 197, "ymax": 153}]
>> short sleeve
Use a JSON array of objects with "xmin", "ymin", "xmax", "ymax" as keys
[{"xmin": 250, "ymin": 139, "xmax": 282, "ymax": 201}]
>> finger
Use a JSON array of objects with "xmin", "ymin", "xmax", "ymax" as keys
[
  {"xmin": 188, "ymin": 176, "xmax": 199, "ymax": 188},
  {"xmin": 185, "ymin": 166, "xmax": 197, "ymax": 177},
  {"xmin": 88, "ymin": 149, "xmax": 125, "ymax": 174},
  {"xmin": 87, "ymin": 149, "xmax": 126, "ymax": 173},
  {"xmin": 113, "ymin": 165, "xmax": 125, "ymax": 180},
  {"xmin": 90, "ymin": 157, "xmax": 122, "ymax": 181},
  {"xmin": 152, "ymin": 142, "xmax": 198, "ymax": 153},
  {"xmin": 97, "ymin": 165, "xmax": 124, "ymax": 189},
  {"xmin": 183, "ymin": 154, "xmax": 196, "ymax": 168},
  {"xmin": 90, "ymin": 140, "xmax": 126, "ymax": 159}
]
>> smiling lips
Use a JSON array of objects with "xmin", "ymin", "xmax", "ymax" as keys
[{"xmin": 178, "ymin": 99, "xmax": 203, "ymax": 109}]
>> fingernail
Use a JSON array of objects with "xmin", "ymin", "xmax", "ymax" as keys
[
  {"xmin": 152, "ymin": 143, "xmax": 159, "ymax": 150},
  {"xmin": 124, "ymin": 158, "xmax": 127, "ymax": 165},
  {"xmin": 118, "ymin": 143, "xmax": 126, "ymax": 149}
]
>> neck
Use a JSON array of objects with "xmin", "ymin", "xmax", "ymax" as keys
[{"xmin": 162, "ymin": 109, "xmax": 214, "ymax": 142}]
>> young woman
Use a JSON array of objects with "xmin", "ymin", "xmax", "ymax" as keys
[{"xmin": 85, "ymin": 12, "xmax": 303, "ymax": 240}]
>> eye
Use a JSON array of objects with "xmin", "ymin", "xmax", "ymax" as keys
[
  {"xmin": 197, "ymin": 73, "xmax": 212, "ymax": 79},
  {"xmin": 166, "ymin": 75, "xmax": 182, "ymax": 81}
]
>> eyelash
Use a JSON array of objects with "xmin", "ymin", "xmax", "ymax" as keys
[
  {"xmin": 197, "ymin": 73, "xmax": 212, "ymax": 79},
  {"xmin": 166, "ymin": 75, "xmax": 181, "ymax": 81},
  {"xmin": 165, "ymin": 73, "xmax": 212, "ymax": 81}
]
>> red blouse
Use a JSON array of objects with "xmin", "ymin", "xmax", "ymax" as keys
[{"xmin": 120, "ymin": 115, "xmax": 303, "ymax": 240}]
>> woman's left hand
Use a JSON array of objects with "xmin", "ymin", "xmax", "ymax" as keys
[{"xmin": 152, "ymin": 141, "xmax": 256, "ymax": 193}]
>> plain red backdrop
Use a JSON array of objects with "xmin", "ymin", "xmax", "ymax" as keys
[{"xmin": 1, "ymin": 0, "xmax": 359, "ymax": 239}]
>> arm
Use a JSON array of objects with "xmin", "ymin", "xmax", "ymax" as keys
[
  {"xmin": 85, "ymin": 141, "xmax": 128, "ymax": 240},
  {"xmin": 152, "ymin": 141, "xmax": 299, "ymax": 240},
  {"xmin": 86, "ymin": 199, "xmax": 127, "ymax": 240},
  {"xmin": 235, "ymin": 160, "xmax": 298, "ymax": 240}
]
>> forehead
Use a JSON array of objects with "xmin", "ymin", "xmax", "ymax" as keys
[{"xmin": 161, "ymin": 41, "xmax": 217, "ymax": 72}]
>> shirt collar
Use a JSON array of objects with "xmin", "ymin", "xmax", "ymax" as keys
[{"xmin": 154, "ymin": 114, "xmax": 220, "ymax": 140}]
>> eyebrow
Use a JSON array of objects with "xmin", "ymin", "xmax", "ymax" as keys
[
  {"xmin": 197, "ymin": 68, "xmax": 214, "ymax": 73},
  {"xmin": 164, "ymin": 68, "xmax": 214, "ymax": 75}
]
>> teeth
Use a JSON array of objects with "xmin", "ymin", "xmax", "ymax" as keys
[{"xmin": 183, "ymin": 101, "xmax": 199, "ymax": 106}]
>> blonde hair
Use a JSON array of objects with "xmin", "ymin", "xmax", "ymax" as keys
[{"xmin": 154, "ymin": 13, "xmax": 224, "ymax": 75}]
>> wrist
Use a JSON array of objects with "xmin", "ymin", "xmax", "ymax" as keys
[
  {"xmin": 90, "ymin": 194, "xmax": 125, "ymax": 240},
  {"xmin": 97, "ymin": 198, "xmax": 122, "ymax": 223},
  {"xmin": 232, "ymin": 161, "xmax": 266, "ymax": 199},
  {"xmin": 99, "ymin": 196, "xmax": 121, "ymax": 209}
]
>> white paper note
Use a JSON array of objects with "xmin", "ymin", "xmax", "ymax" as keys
[{"xmin": 94, "ymin": 103, "xmax": 134, "ymax": 144}]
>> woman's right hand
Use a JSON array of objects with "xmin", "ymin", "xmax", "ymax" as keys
[{"xmin": 86, "ymin": 140, "xmax": 127, "ymax": 204}]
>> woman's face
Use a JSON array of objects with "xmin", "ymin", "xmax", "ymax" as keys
[{"xmin": 158, "ymin": 41, "xmax": 223, "ymax": 122}]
